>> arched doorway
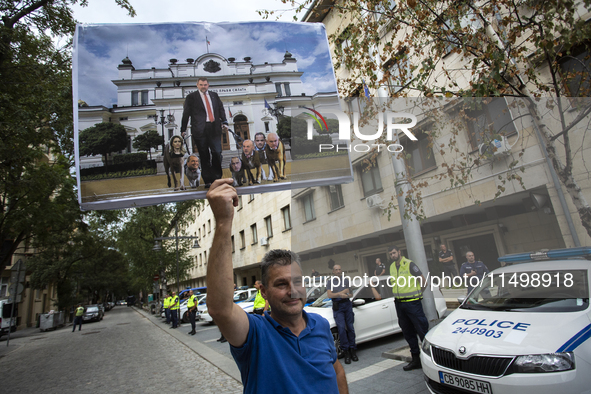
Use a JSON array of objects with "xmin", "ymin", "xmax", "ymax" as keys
[{"xmin": 223, "ymin": 114, "xmax": 250, "ymax": 150}]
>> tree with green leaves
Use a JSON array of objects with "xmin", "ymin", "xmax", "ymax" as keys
[
  {"xmin": 0, "ymin": 0, "xmax": 135, "ymax": 274},
  {"xmin": 113, "ymin": 200, "xmax": 203, "ymax": 299},
  {"xmin": 132, "ymin": 129, "xmax": 161, "ymax": 160},
  {"xmin": 269, "ymin": 0, "xmax": 591, "ymax": 240},
  {"xmin": 79, "ymin": 122, "xmax": 129, "ymax": 167}
]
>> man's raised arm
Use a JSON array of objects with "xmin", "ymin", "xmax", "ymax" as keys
[{"xmin": 206, "ymin": 179, "xmax": 250, "ymax": 346}]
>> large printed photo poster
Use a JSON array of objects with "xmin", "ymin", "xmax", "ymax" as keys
[{"xmin": 74, "ymin": 21, "xmax": 352, "ymax": 210}]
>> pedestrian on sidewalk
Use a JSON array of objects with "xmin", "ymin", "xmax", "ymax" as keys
[
  {"xmin": 205, "ymin": 179, "xmax": 348, "ymax": 394},
  {"xmin": 72, "ymin": 304, "xmax": 84, "ymax": 332}
]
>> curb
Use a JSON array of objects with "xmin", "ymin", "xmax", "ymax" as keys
[{"xmin": 131, "ymin": 306, "xmax": 242, "ymax": 383}]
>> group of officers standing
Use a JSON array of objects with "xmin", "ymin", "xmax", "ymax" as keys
[{"xmin": 161, "ymin": 290, "xmax": 199, "ymax": 335}]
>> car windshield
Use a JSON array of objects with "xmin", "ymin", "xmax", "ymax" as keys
[
  {"xmin": 460, "ymin": 269, "xmax": 589, "ymax": 312},
  {"xmin": 234, "ymin": 291, "xmax": 252, "ymax": 301},
  {"xmin": 86, "ymin": 306, "xmax": 99, "ymax": 312},
  {"xmin": 310, "ymin": 283, "xmax": 364, "ymax": 308},
  {"xmin": 245, "ymin": 292, "xmax": 257, "ymax": 302},
  {"xmin": 306, "ymin": 285, "xmax": 326, "ymax": 303}
]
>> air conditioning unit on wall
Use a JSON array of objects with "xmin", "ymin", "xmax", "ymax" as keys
[
  {"xmin": 260, "ymin": 237, "xmax": 269, "ymax": 246},
  {"xmin": 478, "ymin": 136, "xmax": 510, "ymax": 157},
  {"xmin": 366, "ymin": 194, "xmax": 385, "ymax": 209}
]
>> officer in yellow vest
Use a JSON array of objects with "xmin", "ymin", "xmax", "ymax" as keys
[
  {"xmin": 72, "ymin": 304, "xmax": 85, "ymax": 332},
  {"xmin": 388, "ymin": 245, "xmax": 429, "ymax": 371},
  {"xmin": 252, "ymin": 280, "xmax": 269, "ymax": 315},
  {"xmin": 170, "ymin": 291, "xmax": 180, "ymax": 328},
  {"xmin": 187, "ymin": 290, "xmax": 198, "ymax": 335},
  {"xmin": 163, "ymin": 293, "xmax": 171, "ymax": 324}
]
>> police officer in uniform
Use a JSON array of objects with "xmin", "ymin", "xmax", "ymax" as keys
[
  {"xmin": 163, "ymin": 293, "xmax": 171, "ymax": 324},
  {"xmin": 438, "ymin": 244, "xmax": 458, "ymax": 282},
  {"xmin": 460, "ymin": 251, "xmax": 490, "ymax": 295},
  {"xmin": 187, "ymin": 290, "xmax": 198, "ymax": 335},
  {"xmin": 72, "ymin": 304, "xmax": 84, "ymax": 332},
  {"xmin": 252, "ymin": 280, "xmax": 269, "ymax": 315},
  {"xmin": 170, "ymin": 291, "xmax": 180, "ymax": 329},
  {"xmin": 328, "ymin": 264, "xmax": 358, "ymax": 364},
  {"xmin": 388, "ymin": 245, "xmax": 429, "ymax": 371}
]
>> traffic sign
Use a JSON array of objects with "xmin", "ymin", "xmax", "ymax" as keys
[
  {"xmin": 10, "ymin": 270, "xmax": 25, "ymax": 283},
  {"xmin": 153, "ymin": 274, "xmax": 160, "ymax": 281},
  {"xmin": 8, "ymin": 283, "xmax": 24, "ymax": 296},
  {"xmin": 11, "ymin": 259, "xmax": 25, "ymax": 272}
]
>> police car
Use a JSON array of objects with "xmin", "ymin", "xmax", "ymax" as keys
[{"xmin": 421, "ymin": 247, "xmax": 591, "ymax": 394}]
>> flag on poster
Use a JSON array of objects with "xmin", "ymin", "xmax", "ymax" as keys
[{"xmin": 362, "ymin": 78, "xmax": 371, "ymax": 98}]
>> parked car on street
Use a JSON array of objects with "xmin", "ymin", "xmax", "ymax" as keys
[
  {"xmin": 305, "ymin": 276, "xmax": 447, "ymax": 356},
  {"xmin": 0, "ymin": 298, "xmax": 18, "ymax": 338},
  {"xmin": 82, "ymin": 304, "xmax": 104, "ymax": 323},
  {"xmin": 233, "ymin": 288, "xmax": 257, "ymax": 303},
  {"xmin": 178, "ymin": 295, "xmax": 206, "ymax": 323},
  {"xmin": 126, "ymin": 295, "xmax": 136, "ymax": 306},
  {"xmin": 421, "ymin": 247, "xmax": 591, "ymax": 394},
  {"xmin": 196, "ymin": 294, "xmax": 213, "ymax": 323}
]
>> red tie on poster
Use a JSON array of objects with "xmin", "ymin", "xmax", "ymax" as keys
[{"xmin": 203, "ymin": 93, "xmax": 214, "ymax": 122}]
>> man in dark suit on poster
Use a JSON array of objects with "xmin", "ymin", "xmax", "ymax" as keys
[{"xmin": 181, "ymin": 77, "xmax": 228, "ymax": 188}]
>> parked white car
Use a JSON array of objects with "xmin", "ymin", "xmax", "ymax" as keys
[
  {"xmin": 421, "ymin": 247, "xmax": 591, "ymax": 394},
  {"xmin": 234, "ymin": 288, "xmax": 257, "ymax": 303},
  {"xmin": 239, "ymin": 292, "xmax": 259, "ymax": 314},
  {"xmin": 179, "ymin": 295, "xmax": 206, "ymax": 323},
  {"xmin": 196, "ymin": 294, "xmax": 213, "ymax": 323},
  {"xmin": 305, "ymin": 275, "xmax": 447, "ymax": 353},
  {"xmin": 0, "ymin": 298, "xmax": 17, "ymax": 337}
]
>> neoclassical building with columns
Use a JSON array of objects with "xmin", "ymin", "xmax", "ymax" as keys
[{"xmin": 78, "ymin": 50, "xmax": 338, "ymax": 169}]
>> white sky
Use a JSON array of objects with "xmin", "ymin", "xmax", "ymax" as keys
[{"xmin": 72, "ymin": 0, "xmax": 298, "ymax": 24}]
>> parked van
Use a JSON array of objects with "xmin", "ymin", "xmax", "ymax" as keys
[{"xmin": 0, "ymin": 298, "xmax": 18, "ymax": 338}]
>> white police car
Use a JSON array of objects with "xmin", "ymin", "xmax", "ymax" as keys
[{"xmin": 421, "ymin": 247, "xmax": 591, "ymax": 394}]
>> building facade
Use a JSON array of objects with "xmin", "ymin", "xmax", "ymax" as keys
[{"xmin": 78, "ymin": 51, "xmax": 337, "ymax": 169}]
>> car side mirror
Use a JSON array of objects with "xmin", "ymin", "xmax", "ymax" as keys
[
  {"xmin": 352, "ymin": 299, "xmax": 366, "ymax": 307},
  {"xmin": 457, "ymin": 296, "xmax": 466, "ymax": 304}
]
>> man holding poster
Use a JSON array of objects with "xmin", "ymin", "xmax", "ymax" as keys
[{"xmin": 181, "ymin": 77, "xmax": 228, "ymax": 188}]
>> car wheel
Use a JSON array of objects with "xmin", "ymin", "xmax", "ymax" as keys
[
  {"xmin": 182, "ymin": 312, "xmax": 189, "ymax": 324},
  {"xmin": 331, "ymin": 328, "xmax": 345, "ymax": 359}
]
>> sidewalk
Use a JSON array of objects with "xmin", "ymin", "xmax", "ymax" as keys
[{"xmin": 133, "ymin": 306, "xmax": 242, "ymax": 382}]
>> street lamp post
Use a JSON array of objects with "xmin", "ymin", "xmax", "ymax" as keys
[
  {"xmin": 152, "ymin": 222, "xmax": 201, "ymax": 295},
  {"xmin": 267, "ymin": 103, "xmax": 284, "ymax": 122},
  {"xmin": 156, "ymin": 109, "xmax": 166, "ymax": 152},
  {"xmin": 153, "ymin": 222, "xmax": 200, "ymax": 326}
]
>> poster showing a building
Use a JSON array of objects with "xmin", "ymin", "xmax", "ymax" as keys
[{"xmin": 74, "ymin": 21, "xmax": 352, "ymax": 210}]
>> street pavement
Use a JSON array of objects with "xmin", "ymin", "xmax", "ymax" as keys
[
  {"xmin": 0, "ymin": 306, "xmax": 241, "ymax": 393},
  {"xmin": 0, "ymin": 302, "xmax": 453, "ymax": 393}
]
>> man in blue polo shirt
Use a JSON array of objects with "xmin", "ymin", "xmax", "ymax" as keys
[{"xmin": 205, "ymin": 179, "xmax": 348, "ymax": 394}]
